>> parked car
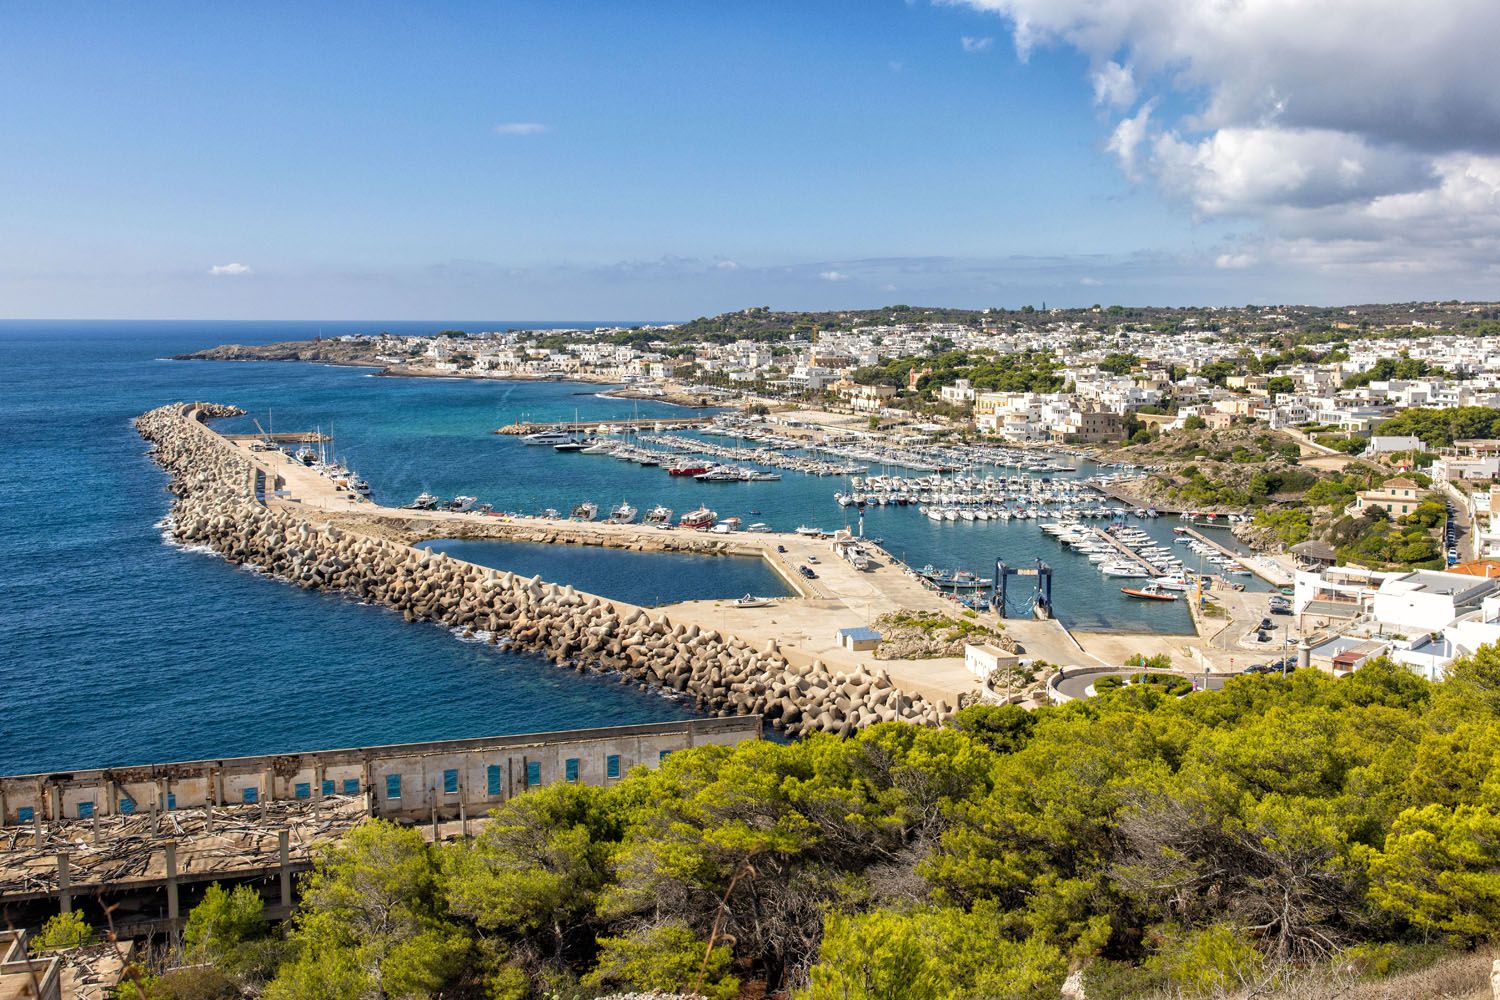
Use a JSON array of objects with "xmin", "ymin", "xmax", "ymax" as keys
[
  {"xmin": 799, "ymin": 565, "xmax": 817, "ymax": 579},
  {"xmin": 1259, "ymin": 618, "xmax": 1275, "ymax": 631},
  {"xmin": 776, "ymin": 545, "xmax": 786, "ymax": 553}
]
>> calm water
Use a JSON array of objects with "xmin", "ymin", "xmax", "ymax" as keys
[
  {"xmin": 0, "ymin": 321, "xmax": 1213, "ymax": 774},
  {"xmin": 417, "ymin": 539, "xmax": 792, "ymax": 607}
]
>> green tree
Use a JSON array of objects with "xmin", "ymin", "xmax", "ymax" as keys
[
  {"xmin": 583, "ymin": 921, "xmax": 738, "ymax": 1000},
  {"xmin": 802, "ymin": 905, "xmax": 1066, "ymax": 1000},
  {"xmin": 265, "ymin": 820, "xmax": 468, "ymax": 1000},
  {"xmin": 183, "ymin": 882, "xmax": 273, "ymax": 980},
  {"xmin": 30, "ymin": 911, "xmax": 92, "ymax": 950}
]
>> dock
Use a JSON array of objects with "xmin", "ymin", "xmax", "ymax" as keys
[
  {"xmin": 496, "ymin": 417, "xmax": 709, "ymax": 435},
  {"xmin": 1091, "ymin": 527, "xmax": 1162, "ymax": 577},
  {"xmin": 226, "ymin": 431, "xmax": 330, "ymax": 444},
  {"xmin": 1179, "ymin": 527, "xmax": 1293, "ymax": 587}
]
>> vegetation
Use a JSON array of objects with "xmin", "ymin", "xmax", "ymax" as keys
[
  {"xmin": 851, "ymin": 349, "xmax": 1066, "ymax": 395},
  {"xmin": 137, "ymin": 649, "xmax": 1500, "ymax": 998},
  {"xmin": 1376, "ymin": 406, "xmax": 1500, "ymax": 448},
  {"xmin": 1342, "ymin": 354, "xmax": 1448, "ymax": 389},
  {"xmin": 30, "ymin": 911, "xmax": 92, "ymax": 951}
]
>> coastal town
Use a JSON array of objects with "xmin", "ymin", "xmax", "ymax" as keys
[{"xmin": 177, "ymin": 301, "xmax": 1500, "ymax": 688}]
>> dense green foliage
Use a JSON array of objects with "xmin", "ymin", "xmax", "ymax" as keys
[
  {"xmin": 1342, "ymin": 355, "xmax": 1447, "ymax": 389},
  {"xmin": 161, "ymin": 651, "xmax": 1500, "ymax": 998},
  {"xmin": 1376, "ymin": 406, "xmax": 1500, "ymax": 448},
  {"xmin": 852, "ymin": 349, "xmax": 1066, "ymax": 394},
  {"xmin": 30, "ymin": 911, "xmax": 92, "ymax": 951}
]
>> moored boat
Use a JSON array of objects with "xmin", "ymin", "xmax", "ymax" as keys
[{"xmin": 1121, "ymin": 584, "xmax": 1179, "ymax": 601}]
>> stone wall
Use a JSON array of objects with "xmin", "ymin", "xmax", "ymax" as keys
[{"xmin": 135, "ymin": 403, "xmax": 950, "ymax": 739}]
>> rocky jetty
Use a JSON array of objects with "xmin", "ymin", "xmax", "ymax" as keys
[{"xmin": 135, "ymin": 403, "xmax": 950, "ymax": 737}]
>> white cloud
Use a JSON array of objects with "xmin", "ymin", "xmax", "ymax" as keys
[
  {"xmin": 715, "ymin": 259, "xmax": 739, "ymax": 270},
  {"xmin": 1215, "ymin": 253, "xmax": 1256, "ymax": 270},
  {"xmin": 1105, "ymin": 100, "xmax": 1154, "ymax": 181},
  {"xmin": 819, "ymin": 270, "xmax": 850, "ymax": 282},
  {"xmin": 493, "ymin": 122, "xmax": 549, "ymax": 136},
  {"xmin": 1079, "ymin": 276, "xmax": 1103, "ymax": 286},
  {"xmin": 1090, "ymin": 61, "xmax": 1136, "ymax": 109},
  {"xmin": 942, "ymin": 0, "xmax": 1500, "ymax": 280},
  {"xmin": 960, "ymin": 35, "xmax": 994, "ymax": 53},
  {"xmin": 208, "ymin": 262, "xmax": 252, "ymax": 276}
]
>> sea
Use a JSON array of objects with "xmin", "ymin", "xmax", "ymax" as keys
[{"xmin": 0, "ymin": 321, "xmax": 1256, "ymax": 775}]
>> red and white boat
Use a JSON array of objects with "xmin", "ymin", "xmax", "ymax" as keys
[
  {"xmin": 1121, "ymin": 584, "xmax": 1179, "ymax": 601},
  {"xmin": 668, "ymin": 461, "xmax": 711, "ymax": 477},
  {"xmin": 679, "ymin": 506, "xmax": 717, "ymax": 529}
]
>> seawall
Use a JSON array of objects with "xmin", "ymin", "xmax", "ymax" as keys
[{"xmin": 135, "ymin": 403, "xmax": 949, "ymax": 738}]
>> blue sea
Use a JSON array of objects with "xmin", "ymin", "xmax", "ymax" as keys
[{"xmin": 0, "ymin": 321, "xmax": 1228, "ymax": 774}]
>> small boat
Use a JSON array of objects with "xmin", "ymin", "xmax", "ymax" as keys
[
  {"xmin": 1121, "ymin": 585, "xmax": 1179, "ymax": 601},
  {"xmin": 571, "ymin": 501, "xmax": 598, "ymax": 521},
  {"xmin": 733, "ymin": 594, "xmax": 775, "ymax": 608},
  {"xmin": 609, "ymin": 501, "xmax": 638, "ymax": 524},
  {"xmin": 668, "ymin": 462, "xmax": 711, "ymax": 477},
  {"xmin": 541, "ymin": 507, "xmax": 561, "ymax": 519},
  {"xmin": 402, "ymin": 492, "xmax": 440, "ymax": 511},
  {"xmin": 680, "ymin": 506, "xmax": 717, "ymax": 529},
  {"xmin": 553, "ymin": 439, "xmax": 589, "ymax": 453},
  {"xmin": 794, "ymin": 525, "xmax": 822, "ymax": 537},
  {"xmin": 448, "ymin": 495, "xmax": 478, "ymax": 513},
  {"xmin": 746, "ymin": 522, "xmax": 771, "ymax": 533},
  {"xmin": 645, "ymin": 505, "xmax": 673, "ymax": 526}
]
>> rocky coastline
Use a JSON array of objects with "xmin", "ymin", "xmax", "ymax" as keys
[{"xmin": 136, "ymin": 403, "xmax": 949, "ymax": 737}]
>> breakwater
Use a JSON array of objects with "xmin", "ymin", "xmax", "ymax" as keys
[{"xmin": 136, "ymin": 403, "xmax": 950, "ymax": 737}]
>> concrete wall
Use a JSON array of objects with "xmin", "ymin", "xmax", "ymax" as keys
[{"xmin": 0, "ymin": 718, "xmax": 760, "ymax": 826}]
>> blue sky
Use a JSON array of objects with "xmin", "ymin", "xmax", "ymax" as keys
[{"xmin": 1, "ymin": 1, "xmax": 1494, "ymax": 319}]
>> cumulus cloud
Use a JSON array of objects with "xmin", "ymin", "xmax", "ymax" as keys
[
  {"xmin": 1090, "ymin": 61, "xmax": 1136, "ymax": 109},
  {"xmin": 493, "ymin": 122, "xmax": 548, "ymax": 136},
  {"xmin": 941, "ymin": 0, "xmax": 1500, "ymax": 279},
  {"xmin": 1215, "ymin": 253, "xmax": 1256, "ymax": 270},
  {"xmin": 208, "ymin": 262, "xmax": 252, "ymax": 276},
  {"xmin": 960, "ymin": 35, "xmax": 993, "ymax": 53},
  {"xmin": 819, "ymin": 270, "xmax": 850, "ymax": 282},
  {"xmin": 715, "ymin": 259, "xmax": 739, "ymax": 270}
]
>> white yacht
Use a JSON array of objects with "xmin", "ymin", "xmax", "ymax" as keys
[
  {"xmin": 522, "ymin": 430, "xmax": 574, "ymax": 445},
  {"xmin": 645, "ymin": 505, "xmax": 673, "ymax": 526},
  {"xmin": 609, "ymin": 501, "xmax": 638, "ymax": 524}
]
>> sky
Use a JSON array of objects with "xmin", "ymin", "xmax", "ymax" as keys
[{"xmin": 1, "ymin": 1, "xmax": 1496, "ymax": 320}]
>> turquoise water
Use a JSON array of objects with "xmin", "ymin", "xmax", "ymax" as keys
[{"xmin": 0, "ymin": 320, "xmax": 1212, "ymax": 775}]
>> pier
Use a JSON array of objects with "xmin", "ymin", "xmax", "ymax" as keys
[
  {"xmin": 226, "ymin": 431, "xmax": 331, "ymax": 444},
  {"xmin": 1091, "ymin": 527, "xmax": 1162, "ymax": 577},
  {"xmin": 495, "ymin": 417, "xmax": 709, "ymax": 435},
  {"xmin": 1179, "ymin": 527, "xmax": 1293, "ymax": 587},
  {"xmin": 223, "ymin": 419, "xmax": 1082, "ymax": 702}
]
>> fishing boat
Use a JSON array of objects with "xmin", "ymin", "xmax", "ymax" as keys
[
  {"xmin": 402, "ymin": 492, "xmax": 440, "ymax": 510},
  {"xmin": 668, "ymin": 461, "xmax": 711, "ymax": 476},
  {"xmin": 447, "ymin": 495, "xmax": 478, "ymax": 513},
  {"xmin": 644, "ymin": 505, "xmax": 673, "ymax": 527},
  {"xmin": 608, "ymin": 501, "xmax": 638, "ymax": 524},
  {"xmin": 733, "ymin": 594, "xmax": 775, "ymax": 608},
  {"xmin": 571, "ymin": 501, "xmax": 599, "ymax": 521},
  {"xmin": 1121, "ymin": 584, "xmax": 1179, "ymax": 601},
  {"xmin": 679, "ymin": 506, "xmax": 717, "ymax": 529}
]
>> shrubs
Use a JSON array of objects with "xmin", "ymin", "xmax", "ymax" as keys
[{"xmin": 30, "ymin": 911, "xmax": 92, "ymax": 951}]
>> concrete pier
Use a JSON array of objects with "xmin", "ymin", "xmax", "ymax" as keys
[
  {"xmin": 1179, "ymin": 527, "xmax": 1293, "ymax": 587},
  {"xmin": 218, "ymin": 419, "xmax": 1069, "ymax": 702}
]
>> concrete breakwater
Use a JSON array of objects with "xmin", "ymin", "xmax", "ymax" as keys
[{"xmin": 135, "ymin": 403, "xmax": 949, "ymax": 736}]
